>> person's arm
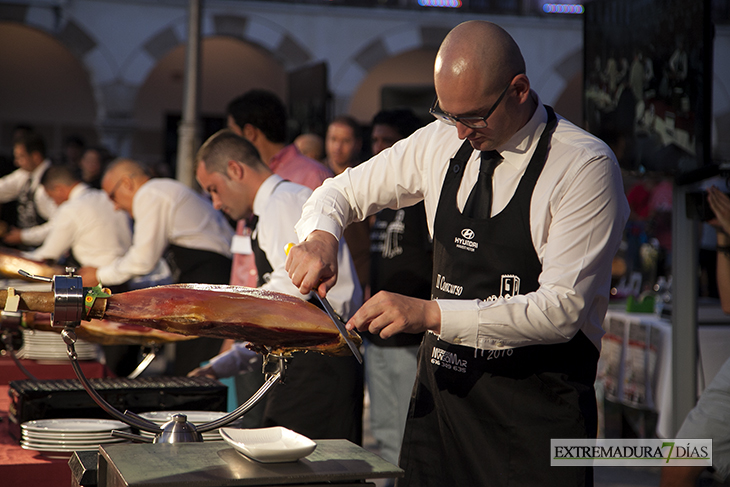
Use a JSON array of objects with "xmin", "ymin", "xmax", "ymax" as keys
[
  {"xmin": 289, "ymin": 125, "xmax": 439, "ymax": 296},
  {"xmin": 349, "ymin": 153, "xmax": 626, "ymax": 347},
  {"xmin": 96, "ymin": 189, "xmax": 171, "ymax": 286},
  {"xmin": 187, "ymin": 342, "xmax": 259, "ymax": 379},
  {"xmin": 25, "ymin": 207, "xmax": 74, "ymax": 261},
  {"xmin": 19, "ymin": 220, "xmax": 53, "ymax": 246},
  {"xmin": 0, "ymin": 169, "xmax": 27, "ymax": 204}
]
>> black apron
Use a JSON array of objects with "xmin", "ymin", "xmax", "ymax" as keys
[
  {"xmin": 164, "ymin": 244, "xmax": 231, "ymax": 285},
  {"xmin": 165, "ymin": 244, "xmax": 231, "ymax": 376},
  {"xmin": 17, "ymin": 174, "xmax": 46, "ymax": 229},
  {"xmin": 398, "ymin": 107, "xmax": 597, "ymax": 487}
]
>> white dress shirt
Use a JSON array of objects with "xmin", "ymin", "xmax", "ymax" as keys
[
  {"xmin": 209, "ymin": 174, "xmax": 363, "ymax": 378},
  {"xmin": 26, "ymin": 183, "xmax": 132, "ymax": 267},
  {"xmin": 0, "ymin": 159, "xmax": 57, "ymax": 245},
  {"xmin": 296, "ymin": 94, "xmax": 629, "ymax": 351},
  {"xmin": 96, "ymin": 178, "xmax": 234, "ymax": 286}
]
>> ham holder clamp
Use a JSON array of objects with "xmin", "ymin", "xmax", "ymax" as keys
[{"xmin": 3, "ymin": 268, "xmax": 290, "ymax": 444}]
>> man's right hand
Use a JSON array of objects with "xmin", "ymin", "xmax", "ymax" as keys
[
  {"xmin": 187, "ymin": 363, "xmax": 218, "ymax": 379},
  {"xmin": 285, "ymin": 230, "xmax": 339, "ymax": 297}
]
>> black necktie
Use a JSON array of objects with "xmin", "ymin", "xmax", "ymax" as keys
[{"xmin": 464, "ymin": 150, "xmax": 503, "ymax": 219}]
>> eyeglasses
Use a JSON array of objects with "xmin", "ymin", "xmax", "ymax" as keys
[
  {"xmin": 429, "ymin": 78, "xmax": 514, "ymax": 129},
  {"xmin": 107, "ymin": 177, "xmax": 125, "ymax": 203}
]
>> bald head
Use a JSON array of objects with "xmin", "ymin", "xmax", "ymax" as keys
[
  {"xmin": 435, "ymin": 21, "xmax": 525, "ymax": 97},
  {"xmin": 103, "ymin": 158, "xmax": 148, "ymax": 183}
]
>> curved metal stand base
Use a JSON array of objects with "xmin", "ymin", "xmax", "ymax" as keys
[{"xmin": 62, "ymin": 326, "xmax": 285, "ymax": 444}]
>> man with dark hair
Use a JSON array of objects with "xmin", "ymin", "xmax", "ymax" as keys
[
  {"xmin": 1, "ymin": 131, "xmax": 57, "ymax": 247},
  {"xmin": 324, "ymin": 115, "xmax": 362, "ymax": 176},
  {"xmin": 226, "ymin": 90, "xmax": 331, "ymax": 190},
  {"xmin": 225, "ymin": 89, "xmax": 333, "ymax": 287},
  {"xmin": 364, "ymin": 109, "xmax": 431, "ymax": 476},
  {"xmin": 191, "ymin": 129, "xmax": 363, "ymax": 444}
]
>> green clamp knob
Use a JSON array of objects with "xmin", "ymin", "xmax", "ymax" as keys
[{"xmin": 83, "ymin": 284, "xmax": 111, "ymax": 319}]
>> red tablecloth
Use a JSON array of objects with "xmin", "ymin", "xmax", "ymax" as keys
[
  {"xmin": 0, "ymin": 355, "xmax": 113, "ymax": 385},
  {"xmin": 0, "ymin": 384, "xmax": 74, "ymax": 486},
  {"xmin": 0, "ymin": 358, "xmax": 113, "ymax": 486}
]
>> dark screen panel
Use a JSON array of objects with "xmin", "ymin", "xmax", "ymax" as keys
[{"xmin": 584, "ymin": 0, "xmax": 713, "ymax": 176}]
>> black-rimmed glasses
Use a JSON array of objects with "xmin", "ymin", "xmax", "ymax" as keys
[
  {"xmin": 429, "ymin": 79, "xmax": 513, "ymax": 129},
  {"xmin": 107, "ymin": 177, "xmax": 125, "ymax": 203}
]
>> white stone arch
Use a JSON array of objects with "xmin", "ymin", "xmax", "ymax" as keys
[{"xmin": 331, "ymin": 23, "xmax": 451, "ymax": 115}]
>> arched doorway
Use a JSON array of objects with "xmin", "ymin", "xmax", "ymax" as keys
[
  {"xmin": 133, "ymin": 35, "xmax": 287, "ymax": 170},
  {"xmin": 0, "ymin": 22, "xmax": 97, "ymax": 161},
  {"xmin": 348, "ymin": 48, "xmax": 437, "ymax": 126}
]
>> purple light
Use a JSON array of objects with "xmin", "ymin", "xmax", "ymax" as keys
[
  {"xmin": 418, "ymin": 0, "xmax": 462, "ymax": 7},
  {"xmin": 542, "ymin": 3, "xmax": 584, "ymax": 14}
]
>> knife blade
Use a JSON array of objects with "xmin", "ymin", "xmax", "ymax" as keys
[
  {"xmin": 312, "ymin": 292, "xmax": 363, "ymax": 364},
  {"xmin": 285, "ymin": 243, "xmax": 363, "ymax": 364}
]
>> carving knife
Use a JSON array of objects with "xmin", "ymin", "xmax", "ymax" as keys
[{"xmin": 285, "ymin": 243, "xmax": 363, "ymax": 364}]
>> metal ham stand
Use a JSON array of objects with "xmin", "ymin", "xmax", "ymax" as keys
[{"xmin": 20, "ymin": 269, "xmax": 287, "ymax": 444}]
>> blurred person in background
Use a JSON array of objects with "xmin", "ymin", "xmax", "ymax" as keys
[
  {"xmin": 1, "ymin": 131, "xmax": 57, "ymax": 248},
  {"xmin": 293, "ymin": 133, "xmax": 325, "ymax": 163},
  {"xmin": 191, "ymin": 129, "xmax": 363, "ymax": 444},
  {"xmin": 325, "ymin": 116, "xmax": 370, "ymax": 293},
  {"xmin": 24, "ymin": 164, "xmax": 139, "ymax": 376},
  {"xmin": 79, "ymin": 145, "xmax": 114, "ymax": 189},
  {"xmin": 324, "ymin": 115, "xmax": 362, "ymax": 176},
  {"xmin": 659, "ymin": 185, "xmax": 730, "ymax": 487},
  {"xmin": 225, "ymin": 90, "xmax": 333, "ymax": 287},
  {"xmin": 78, "ymin": 158, "xmax": 234, "ymax": 376}
]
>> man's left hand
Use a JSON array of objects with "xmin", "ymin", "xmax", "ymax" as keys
[
  {"xmin": 78, "ymin": 267, "xmax": 99, "ymax": 287},
  {"xmin": 346, "ymin": 291, "xmax": 441, "ymax": 339}
]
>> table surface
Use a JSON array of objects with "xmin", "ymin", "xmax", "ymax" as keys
[{"xmin": 99, "ymin": 440, "xmax": 403, "ymax": 487}]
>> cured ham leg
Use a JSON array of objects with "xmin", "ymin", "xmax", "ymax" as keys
[{"xmin": 0, "ymin": 284, "xmax": 360, "ymax": 356}]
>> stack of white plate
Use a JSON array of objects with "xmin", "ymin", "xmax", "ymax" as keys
[
  {"xmin": 20, "ymin": 418, "xmax": 130, "ymax": 455},
  {"xmin": 138, "ymin": 411, "xmax": 244, "ymax": 442},
  {"xmin": 16, "ymin": 329, "xmax": 98, "ymax": 361}
]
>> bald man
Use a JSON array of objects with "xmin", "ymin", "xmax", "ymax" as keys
[
  {"xmin": 78, "ymin": 158, "xmax": 233, "ymax": 289},
  {"xmin": 286, "ymin": 21, "xmax": 629, "ymax": 486},
  {"xmin": 293, "ymin": 133, "xmax": 324, "ymax": 162},
  {"xmin": 79, "ymin": 158, "xmax": 235, "ymax": 376}
]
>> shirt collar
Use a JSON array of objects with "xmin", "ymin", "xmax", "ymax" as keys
[
  {"xmin": 68, "ymin": 182, "xmax": 89, "ymax": 201},
  {"xmin": 253, "ymin": 174, "xmax": 284, "ymax": 217},
  {"xmin": 495, "ymin": 92, "xmax": 548, "ymax": 170}
]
